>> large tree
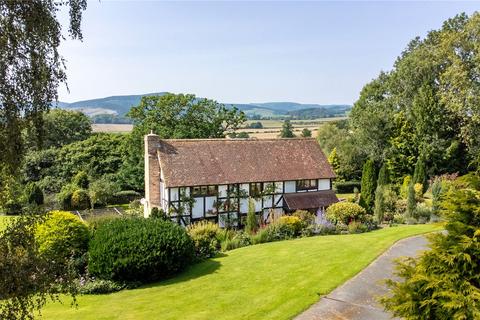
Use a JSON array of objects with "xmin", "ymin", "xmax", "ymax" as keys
[
  {"xmin": 26, "ymin": 109, "xmax": 92, "ymax": 149},
  {"xmin": 0, "ymin": 0, "xmax": 87, "ymax": 198},
  {"xmin": 350, "ymin": 12, "xmax": 480, "ymax": 178},
  {"xmin": 119, "ymin": 93, "xmax": 246, "ymax": 190}
]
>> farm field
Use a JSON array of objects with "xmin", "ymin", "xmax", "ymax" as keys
[
  {"xmin": 92, "ymin": 117, "xmax": 347, "ymax": 138},
  {"xmin": 41, "ymin": 224, "xmax": 441, "ymax": 320}
]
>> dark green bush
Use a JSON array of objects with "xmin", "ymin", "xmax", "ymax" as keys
[
  {"xmin": 25, "ymin": 182, "xmax": 44, "ymax": 205},
  {"xmin": 111, "ymin": 190, "xmax": 141, "ymax": 205},
  {"xmin": 334, "ymin": 181, "xmax": 361, "ymax": 193},
  {"xmin": 88, "ymin": 217, "xmax": 194, "ymax": 283},
  {"xmin": 150, "ymin": 207, "xmax": 168, "ymax": 220}
]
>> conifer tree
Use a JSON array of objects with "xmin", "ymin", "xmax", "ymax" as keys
[
  {"xmin": 413, "ymin": 156, "xmax": 427, "ymax": 193},
  {"xmin": 406, "ymin": 183, "xmax": 416, "ymax": 218},
  {"xmin": 374, "ymin": 186, "xmax": 385, "ymax": 223},
  {"xmin": 245, "ymin": 198, "xmax": 258, "ymax": 234},
  {"xmin": 359, "ymin": 159, "xmax": 376, "ymax": 213},
  {"xmin": 377, "ymin": 163, "xmax": 390, "ymax": 186},
  {"xmin": 381, "ymin": 175, "xmax": 480, "ymax": 319}
]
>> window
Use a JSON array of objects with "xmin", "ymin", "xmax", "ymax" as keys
[
  {"xmin": 249, "ymin": 182, "xmax": 262, "ymax": 197},
  {"xmin": 296, "ymin": 179, "xmax": 318, "ymax": 191},
  {"xmin": 192, "ymin": 185, "xmax": 218, "ymax": 197}
]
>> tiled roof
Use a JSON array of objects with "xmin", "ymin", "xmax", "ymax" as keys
[
  {"xmin": 283, "ymin": 190, "xmax": 339, "ymax": 210},
  {"xmin": 155, "ymin": 138, "xmax": 336, "ymax": 187}
]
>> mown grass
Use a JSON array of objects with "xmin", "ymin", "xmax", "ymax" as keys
[{"xmin": 41, "ymin": 224, "xmax": 441, "ymax": 320}]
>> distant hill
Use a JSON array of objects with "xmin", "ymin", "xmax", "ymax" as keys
[
  {"xmin": 287, "ymin": 106, "xmax": 351, "ymax": 119},
  {"xmin": 58, "ymin": 92, "xmax": 351, "ymax": 119}
]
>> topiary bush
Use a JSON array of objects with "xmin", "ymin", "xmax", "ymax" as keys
[
  {"xmin": 326, "ymin": 202, "xmax": 367, "ymax": 225},
  {"xmin": 88, "ymin": 217, "xmax": 194, "ymax": 283},
  {"xmin": 186, "ymin": 220, "xmax": 221, "ymax": 259},
  {"xmin": 35, "ymin": 210, "xmax": 89, "ymax": 261}
]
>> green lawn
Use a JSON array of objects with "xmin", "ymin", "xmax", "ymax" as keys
[{"xmin": 42, "ymin": 224, "xmax": 441, "ymax": 320}]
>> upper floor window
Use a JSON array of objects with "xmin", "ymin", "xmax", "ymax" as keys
[
  {"xmin": 296, "ymin": 179, "xmax": 318, "ymax": 191},
  {"xmin": 249, "ymin": 182, "xmax": 262, "ymax": 197},
  {"xmin": 192, "ymin": 185, "xmax": 217, "ymax": 197}
]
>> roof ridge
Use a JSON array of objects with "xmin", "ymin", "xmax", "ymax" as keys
[{"xmin": 157, "ymin": 137, "xmax": 316, "ymax": 142}]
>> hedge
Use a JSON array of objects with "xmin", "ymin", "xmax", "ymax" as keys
[
  {"xmin": 88, "ymin": 217, "xmax": 194, "ymax": 283},
  {"xmin": 334, "ymin": 181, "xmax": 361, "ymax": 193}
]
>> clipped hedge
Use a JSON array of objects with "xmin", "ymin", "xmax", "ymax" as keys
[
  {"xmin": 88, "ymin": 217, "xmax": 194, "ymax": 283},
  {"xmin": 334, "ymin": 181, "xmax": 361, "ymax": 193}
]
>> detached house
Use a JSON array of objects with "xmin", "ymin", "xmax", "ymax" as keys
[{"xmin": 144, "ymin": 134, "xmax": 338, "ymax": 226}]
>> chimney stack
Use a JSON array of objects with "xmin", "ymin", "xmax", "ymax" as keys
[{"xmin": 144, "ymin": 133, "xmax": 161, "ymax": 217}]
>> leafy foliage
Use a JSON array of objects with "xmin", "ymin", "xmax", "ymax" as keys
[
  {"xmin": 186, "ymin": 220, "xmax": 221, "ymax": 259},
  {"xmin": 326, "ymin": 202, "xmax": 367, "ymax": 225},
  {"xmin": 301, "ymin": 128, "xmax": 312, "ymax": 137},
  {"xmin": 0, "ymin": 0, "xmax": 86, "ymax": 178},
  {"xmin": 24, "ymin": 182, "xmax": 44, "ymax": 205},
  {"xmin": 351, "ymin": 13, "xmax": 480, "ymax": 177},
  {"xmin": 35, "ymin": 210, "xmax": 89, "ymax": 262},
  {"xmin": 88, "ymin": 217, "xmax": 194, "ymax": 283},
  {"xmin": 26, "ymin": 109, "xmax": 92, "ymax": 150},
  {"xmin": 279, "ymin": 120, "xmax": 295, "ymax": 138},
  {"xmin": 23, "ymin": 133, "xmax": 126, "ymax": 192},
  {"xmin": 119, "ymin": 93, "xmax": 246, "ymax": 190},
  {"xmin": 0, "ymin": 214, "xmax": 78, "ymax": 320},
  {"xmin": 381, "ymin": 175, "xmax": 480, "ymax": 319}
]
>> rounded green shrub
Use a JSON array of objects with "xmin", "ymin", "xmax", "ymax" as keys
[
  {"xmin": 326, "ymin": 202, "xmax": 367, "ymax": 225},
  {"xmin": 186, "ymin": 220, "xmax": 221, "ymax": 259},
  {"xmin": 71, "ymin": 189, "xmax": 90, "ymax": 210},
  {"xmin": 88, "ymin": 217, "xmax": 194, "ymax": 283},
  {"xmin": 278, "ymin": 215, "xmax": 303, "ymax": 235},
  {"xmin": 35, "ymin": 210, "xmax": 89, "ymax": 260}
]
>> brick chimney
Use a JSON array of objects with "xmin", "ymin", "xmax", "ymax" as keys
[{"xmin": 144, "ymin": 132, "xmax": 161, "ymax": 218}]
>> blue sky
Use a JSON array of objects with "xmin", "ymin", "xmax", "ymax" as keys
[{"xmin": 58, "ymin": 1, "xmax": 479, "ymax": 105}]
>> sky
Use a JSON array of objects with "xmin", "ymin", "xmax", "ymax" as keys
[{"xmin": 58, "ymin": 1, "xmax": 479, "ymax": 105}]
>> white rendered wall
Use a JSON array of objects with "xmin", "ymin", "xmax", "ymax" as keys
[{"xmin": 318, "ymin": 179, "xmax": 331, "ymax": 190}]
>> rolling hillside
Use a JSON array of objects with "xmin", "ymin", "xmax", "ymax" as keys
[{"xmin": 58, "ymin": 92, "xmax": 351, "ymax": 119}]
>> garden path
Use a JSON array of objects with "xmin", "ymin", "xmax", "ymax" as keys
[{"xmin": 295, "ymin": 234, "xmax": 429, "ymax": 320}]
